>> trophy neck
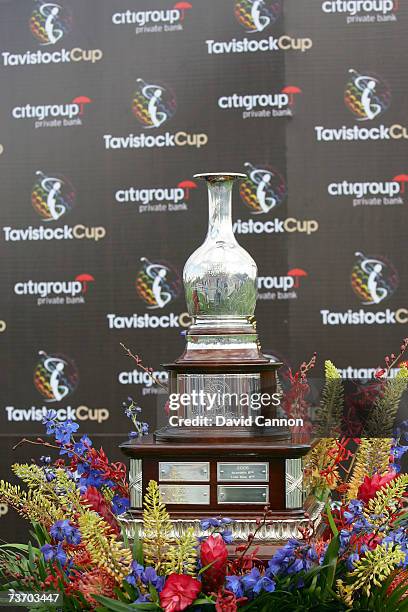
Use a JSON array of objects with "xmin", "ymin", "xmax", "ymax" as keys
[{"xmin": 206, "ymin": 178, "xmax": 235, "ymax": 242}]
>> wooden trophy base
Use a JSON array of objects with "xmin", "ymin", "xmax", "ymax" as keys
[{"xmin": 120, "ymin": 435, "xmax": 321, "ymax": 544}]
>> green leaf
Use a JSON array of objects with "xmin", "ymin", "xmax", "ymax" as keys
[
  {"xmin": 325, "ymin": 502, "xmax": 338, "ymax": 537},
  {"xmin": 132, "ymin": 530, "xmax": 144, "ymax": 565},
  {"xmin": 94, "ymin": 595, "xmax": 159, "ymax": 611}
]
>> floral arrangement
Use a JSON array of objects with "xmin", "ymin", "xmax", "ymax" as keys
[{"xmin": 1, "ymin": 341, "xmax": 408, "ymax": 610}]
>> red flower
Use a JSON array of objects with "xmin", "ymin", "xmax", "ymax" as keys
[
  {"xmin": 83, "ymin": 485, "xmax": 120, "ymax": 534},
  {"xmin": 357, "ymin": 471, "xmax": 397, "ymax": 503},
  {"xmin": 215, "ymin": 588, "xmax": 246, "ymax": 612},
  {"xmin": 200, "ymin": 534, "xmax": 228, "ymax": 592},
  {"xmin": 375, "ymin": 368, "xmax": 386, "ymax": 380},
  {"xmin": 160, "ymin": 574, "xmax": 201, "ymax": 612},
  {"xmin": 387, "ymin": 569, "xmax": 408, "ymax": 601}
]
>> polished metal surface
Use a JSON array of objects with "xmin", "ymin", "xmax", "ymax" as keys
[
  {"xmin": 159, "ymin": 484, "xmax": 210, "ymax": 505},
  {"xmin": 183, "ymin": 173, "xmax": 257, "ymax": 319},
  {"xmin": 285, "ymin": 458, "xmax": 304, "ymax": 509},
  {"xmin": 217, "ymin": 462, "xmax": 269, "ymax": 482},
  {"xmin": 217, "ymin": 485, "xmax": 269, "ymax": 504},
  {"xmin": 159, "ymin": 461, "xmax": 210, "ymax": 482},
  {"xmin": 120, "ymin": 498, "xmax": 324, "ymax": 543}
]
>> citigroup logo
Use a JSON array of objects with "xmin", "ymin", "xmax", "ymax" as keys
[
  {"xmin": 351, "ymin": 251, "xmax": 399, "ymax": 305},
  {"xmin": 136, "ymin": 257, "xmax": 181, "ymax": 309},
  {"xmin": 240, "ymin": 163, "xmax": 287, "ymax": 213},
  {"xmin": 30, "ymin": 2, "xmax": 73, "ymax": 45},
  {"xmin": 234, "ymin": 0, "xmax": 282, "ymax": 32},
  {"xmin": 31, "ymin": 170, "xmax": 75, "ymax": 221},
  {"xmin": 34, "ymin": 351, "xmax": 79, "ymax": 402},
  {"xmin": 132, "ymin": 78, "xmax": 177, "ymax": 128},
  {"xmin": 345, "ymin": 69, "xmax": 391, "ymax": 121}
]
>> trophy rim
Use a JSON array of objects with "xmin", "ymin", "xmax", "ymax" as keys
[{"xmin": 193, "ymin": 172, "xmax": 247, "ymax": 181}]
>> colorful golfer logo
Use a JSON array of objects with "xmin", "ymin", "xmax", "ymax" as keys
[
  {"xmin": 34, "ymin": 351, "xmax": 79, "ymax": 402},
  {"xmin": 30, "ymin": 2, "xmax": 72, "ymax": 45},
  {"xmin": 234, "ymin": 0, "xmax": 282, "ymax": 32},
  {"xmin": 136, "ymin": 258, "xmax": 181, "ymax": 309},
  {"xmin": 240, "ymin": 163, "xmax": 287, "ymax": 214},
  {"xmin": 351, "ymin": 252, "xmax": 399, "ymax": 305},
  {"xmin": 132, "ymin": 79, "xmax": 177, "ymax": 128},
  {"xmin": 31, "ymin": 171, "xmax": 75, "ymax": 221},
  {"xmin": 345, "ymin": 69, "xmax": 391, "ymax": 121}
]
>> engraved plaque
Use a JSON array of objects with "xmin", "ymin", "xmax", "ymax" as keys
[
  {"xmin": 217, "ymin": 485, "xmax": 269, "ymax": 504},
  {"xmin": 217, "ymin": 462, "xmax": 268, "ymax": 482},
  {"xmin": 159, "ymin": 484, "xmax": 210, "ymax": 505},
  {"xmin": 159, "ymin": 462, "xmax": 209, "ymax": 482}
]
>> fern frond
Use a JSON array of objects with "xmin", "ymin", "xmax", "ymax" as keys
[
  {"xmin": 337, "ymin": 544, "xmax": 405, "ymax": 606},
  {"xmin": 346, "ymin": 438, "xmax": 393, "ymax": 502},
  {"xmin": 315, "ymin": 361, "xmax": 344, "ymax": 436},
  {"xmin": 364, "ymin": 366, "xmax": 408, "ymax": 436},
  {"xmin": 165, "ymin": 528, "xmax": 198, "ymax": 576},
  {"xmin": 143, "ymin": 480, "xmax": 173, "ymax": 573},
  {"xmin": 78, "ymin": 511, "xmax": 132, "ymax": 583}
]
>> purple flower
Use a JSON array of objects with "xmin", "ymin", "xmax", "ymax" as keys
[{"xmin": 112, "ymin": 495, "xmax": 130, "ymax": 515}]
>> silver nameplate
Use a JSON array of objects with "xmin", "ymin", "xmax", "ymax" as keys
[
  {"xmin": 217, "ymin": 462, "xmax": 268, "ymax": 482},
  {"xmin": 159, "ymin": 462, "xmax": 209, "ymax": 482},
  {"xmin": 217, "ymin": 485, "xmax": 269, "ymax": 504},
  {"xmin": 159, "ymin": 484, "xmax": 210, "ymax": 505}
]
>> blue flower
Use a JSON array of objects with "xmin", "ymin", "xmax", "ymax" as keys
[
  {"xmin": 50, "ymin": 520, "xmax": 72, "ymax": 542},
  {"xmin": 225, "ymin": 575, "xmax": 244, "ymax": 598},
  {"xmin": 46, "ymin": 471, "xmax": 56, "ymax": 482},
  {"xmin": 40, "ymin": 543, "xmax": 67, "ymax": 566},
  {"xmin": 42, "ymin": 410, "xmax": 58, "ymax": 434},
  {"xmin": 393, "ymin": 445, "xmax": 408, "ymax": 460},
  {"xmin": 41, "ymin": 543, "xmax": 55, "ymax": 562},
  {"xmin": 54, "ymin": 543, "xmax": 67, "ymax": 566},
  {"xmin": 200, "ymin": 518, "xmax": 220, "ymax": 530},
  {"xmin": 40, "ymin": 456, "xmax": 51, "ymax": 465},
  {"xmin": 242, "ymin": 567, "xmax": 261, "ymax": 592},
  {"xmin": 344, "ymin": 499, "xmax": 364, "ymax": 524},
  {"xmin": 112, "ymin": 495, "xmax": 130, "ymax": 515},
  {"xmin": 73, "ymin": 435, "xmax": 92, "ymax": 457},
  {"xmin": 53, "ymin": 420, "xmax": 79, "ymax": 445},
  {"xmin": 50, "ymin": 519, "xmax": 81, "ymax": 546},
  {"xmin": 221, "ymin": 530, "xmax": 233, "ymax": 544},
  {"xmin": 339, "ymin": 529, "xmax": 351, "ymax": 551},
  {"xmin": 253, "ymin": 575, "xmax": 275, "ymax": 594},
  {"xmin": 141, "ymin": 422, "xmax": 149, "ymax": 435},
  {"xmin": 346, "ymin": 553, "xmax": 359, "ymax": 570}
]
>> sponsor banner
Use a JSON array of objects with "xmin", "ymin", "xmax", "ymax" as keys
[
  {"xmin": 111, "ymin": 4, "xmax": 192, "ymax": 34},
  {"xmin": 321, "ymin": 0, "xmax": 398, "ymax": 23}
]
